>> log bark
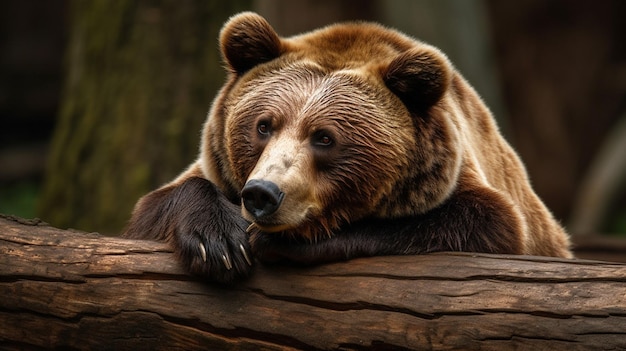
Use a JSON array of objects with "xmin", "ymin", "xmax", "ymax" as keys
[{"xmin": 1, "ymin": 215, "xmax": 625, "ymax": 350}]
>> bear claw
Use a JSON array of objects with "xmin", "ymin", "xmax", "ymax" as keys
[
  {"xmin": 246, "ymin": 223, "xmax": 257, "ymax": 234},
  {"xmin": 198, "ymin": 242, "xmax": 207, "ymax": 262},
  {"xmin": 222, "ymin": 253, "xmax": 233, "ymax": 270},
  {"xmin": 240, "ymin": 244, "xmax": 253, "ymax": 266}
]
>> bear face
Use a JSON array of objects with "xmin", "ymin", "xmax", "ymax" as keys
[
  {"xmin": 124, "ymin": 12, "xmax": 572, "ymax": 284},
  {"xmin": 216, "ymin": 13, "xmax": 463, "ymax": 239}
]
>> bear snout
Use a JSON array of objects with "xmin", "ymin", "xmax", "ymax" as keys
[{"xmin": 241, "ymin": 179, "xmax": 285, "ymax": 220}]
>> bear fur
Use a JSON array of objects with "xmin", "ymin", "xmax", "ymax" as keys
[{"xmin": 123, "ymin": 12, "xmax": 572, "ymax": 283}]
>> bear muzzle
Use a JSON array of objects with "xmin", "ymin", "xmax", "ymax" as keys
[{"xmin": 241, "ymin": 140, "xmax": 319, "ymax": 233}]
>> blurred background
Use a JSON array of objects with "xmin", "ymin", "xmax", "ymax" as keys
[{"xmin": 1, "ymin": 0, "xmax": 625, "ymax": 258}]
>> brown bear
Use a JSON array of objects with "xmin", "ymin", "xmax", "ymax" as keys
[{"xmin": 123, "ymin": 12, "xmax": 572, "ymax": 283}]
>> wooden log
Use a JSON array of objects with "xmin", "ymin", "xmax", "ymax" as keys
[{"xmin": 1, "ymin": 214, "xmax": 625, "ymax": 350}]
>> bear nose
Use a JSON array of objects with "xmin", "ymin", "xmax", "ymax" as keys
[{"xmin": 241, "ymin": 179, "xmax": 285, "ymax": 219}]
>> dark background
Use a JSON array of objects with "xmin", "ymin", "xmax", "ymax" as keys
[{"xmin": 1, "ymin": 0, "xmax": 624, "ymax": 241}]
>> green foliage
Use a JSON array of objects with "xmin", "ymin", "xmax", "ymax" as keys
[
  {"xmin": 0, "ymin": 181, "xmax": 39, "ymax": 219},
  {"xmin": 607, "ymin": 208, "xmax": 626, "ymax": 236}
]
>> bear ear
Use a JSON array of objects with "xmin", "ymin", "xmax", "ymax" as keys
[
  {"xmin": 219, "ymin": 12, "xmax": 283, "ymax": 74},
  {"xmin": 381, "ymin": 48, "xmax": 452, "ymax": 111}
]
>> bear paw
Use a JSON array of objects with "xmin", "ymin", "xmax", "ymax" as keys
[
  {"xmin": 175, "ymin": 220, "xmax": 253, "ymax": 284},
  {"xmin": 170, "ymin": 177, "xmax": 255, "ymax": 284}
]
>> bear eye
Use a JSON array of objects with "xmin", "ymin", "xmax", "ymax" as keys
[
  {"xmin": 319, "ymin": 135, "xmax": 332, "ymax": 146},
  {"xmin": 257, "ymin": 121, "xmax": 271, "ymax": 137},
  {"xmin": 312, "ymin": 130, "xmax": 334, "ymax": 147}
]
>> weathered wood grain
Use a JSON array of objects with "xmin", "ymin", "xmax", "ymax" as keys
[{"xmin": 1, "ymin": 215, "xmax": 625, "ymax": 350}]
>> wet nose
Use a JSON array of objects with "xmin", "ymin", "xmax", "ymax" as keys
[{"xmin": 241, "ymin": 179, "xmax": 284, "ymax": 219}]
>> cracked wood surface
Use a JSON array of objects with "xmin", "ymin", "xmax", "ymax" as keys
[{"xmin": 1, "ymin": 215, "xmax": 625, "ymax": 350}]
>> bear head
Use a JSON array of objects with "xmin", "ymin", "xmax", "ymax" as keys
[{"xmin": 208, "ymin": 12, "xmax": 463, "ymax": 239}]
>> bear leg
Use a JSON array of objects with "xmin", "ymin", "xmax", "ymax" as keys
[
  {"xmin": 124, "ymin": 177, "xmax": 253, "ymax": 283},
  {"xmin": 251, "ymin": 185, "xmax": 526, "ymax": 264}
]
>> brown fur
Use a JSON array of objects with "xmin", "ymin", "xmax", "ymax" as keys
[{"xmin": 124, "ymin": 12, "xmax": 572, "ymax": 283}]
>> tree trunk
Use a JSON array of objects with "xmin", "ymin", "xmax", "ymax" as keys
[
  {"xmin": 1, "ymin": 215, "xmax": 625, "ymax": 350},
  {"xmin": 38, "ymin": 0, "xmax": 250, "ymax": 235}
]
